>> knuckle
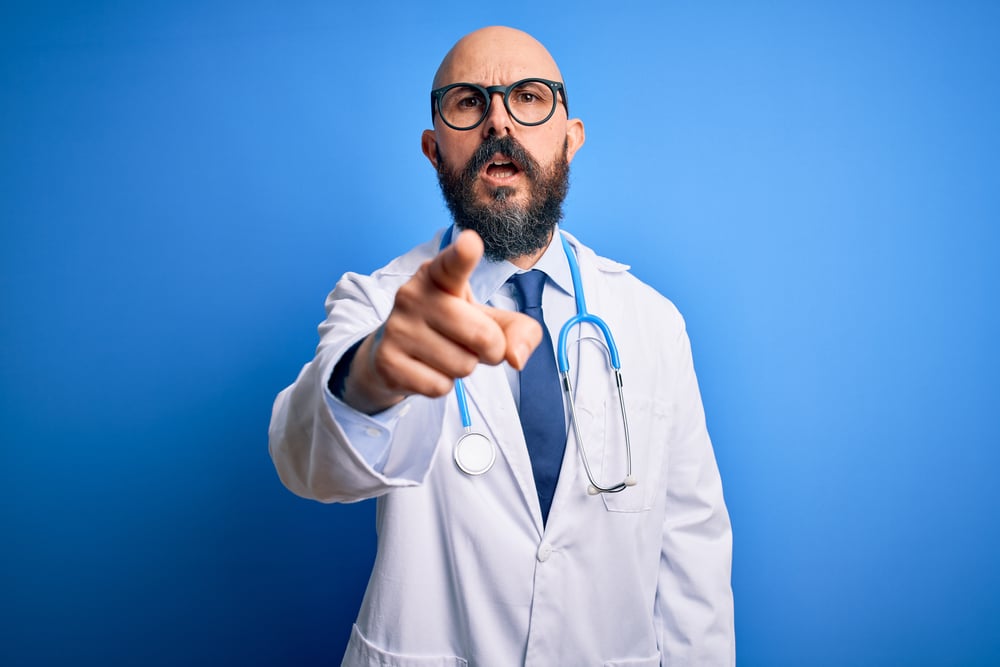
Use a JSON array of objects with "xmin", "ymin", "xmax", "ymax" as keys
[
  {"xmin": 465, "ymin": 320, "xmax": 503, "ymax": 362},
  {"xmin": 421, "ymin": 376, "xmax": 454, "ymax": 398},
  {"xmin": 479, "ymin": 342, "xmax": 506, "ymax": 366},
  {"xmin": 454, "ymin": 355, "xmax": 478, "ymax": 378},
  {"xmin": 393, "ymin": 282, "xmax": 422, "ymax": 312},
  {"xmin": 371, "ymin": 350, "xmax": 404, "ymax": 391},
  {"xmin": 380, "ymin": 316, "xmax": 408, "ymax": 343}
]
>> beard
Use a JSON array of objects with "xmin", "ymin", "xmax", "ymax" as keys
[{"xmin": 436, "ymin": 135, "xmax": 570, "ymax": 263}]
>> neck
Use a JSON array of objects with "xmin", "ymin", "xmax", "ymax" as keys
[
  {"xmin": 509, "ymin": 249, "xmax": 545, "ymax": 270},
  {"xmin": 508, "ymin": 229, "xmax": 554, "ymax": 269}
]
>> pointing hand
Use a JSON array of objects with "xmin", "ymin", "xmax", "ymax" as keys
[{"xmin": 342, "ymin": 230, "xmax": 543, "ymax": 414}]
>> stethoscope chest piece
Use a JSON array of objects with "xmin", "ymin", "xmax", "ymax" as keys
[{"xmin": 454, "ymin": 431, "xmax": 496, "ymax": 476}]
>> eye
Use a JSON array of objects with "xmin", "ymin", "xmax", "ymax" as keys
[
  {"xmin": 442, "ymin": 86, "xmax": 487, "ymax": 115},
  {"xmin": 456, "ymin": 94, "xmax": 483, "ymax": 109},
  {"xmin": 510, "ymin": 83, "xmax": 551, "ymax": 106}
]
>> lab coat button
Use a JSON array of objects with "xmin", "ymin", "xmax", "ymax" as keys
[{"xmin": 537, "ymin": 543, "xmax": 552, "ymax": 562}]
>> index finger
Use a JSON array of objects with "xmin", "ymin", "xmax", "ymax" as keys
[{"xmin": 428, "ymin": 229, "xmax": 484, "ymax": 297}]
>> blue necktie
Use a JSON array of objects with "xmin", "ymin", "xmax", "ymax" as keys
[{"xmin": 509, "ymin": 270, "xmax": 566, "ymax": 525}]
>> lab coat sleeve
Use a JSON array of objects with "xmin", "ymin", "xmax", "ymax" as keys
[
  {"xmin": 654, "ymin": 321, "xmax": 735, "ymax": 665},
  {"xmin": 268, "ymin": 263, "xmax": 448, "ymax": 504}
]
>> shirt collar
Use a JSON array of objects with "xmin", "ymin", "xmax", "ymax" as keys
[{"xmin": 466, "ymin": 225, "xmax": 575, "ymax": 304}]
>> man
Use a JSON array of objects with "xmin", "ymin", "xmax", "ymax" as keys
[{"xmin": 269, "ymin": 26, "xmax": 734, "ymax": 666}]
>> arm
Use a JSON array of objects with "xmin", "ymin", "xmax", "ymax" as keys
[{"xmin": 654, "ymin": 325, "xmax": 735, "ymax": 665}]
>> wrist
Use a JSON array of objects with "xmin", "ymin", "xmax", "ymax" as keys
[
  {"xmin": 328, "ymin": 338, "xmax": 365, "ymax": 400},
  {"xmin": 341, "ymin": 330, "xmax": 406, "ymax": 415}
]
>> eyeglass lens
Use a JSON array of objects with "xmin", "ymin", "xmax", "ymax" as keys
[{"xmin": 440, "ymin": 80, "xmax": 556, "ymax": 129}]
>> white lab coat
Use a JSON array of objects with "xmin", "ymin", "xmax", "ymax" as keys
[{"xmin": 269, "ymin": 230, "xmax": 734, "ymax": 666}]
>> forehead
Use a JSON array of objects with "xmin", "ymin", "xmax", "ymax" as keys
[{"xmin": 434, "ymin": 29, "xmax": 563, "ymax": 87}]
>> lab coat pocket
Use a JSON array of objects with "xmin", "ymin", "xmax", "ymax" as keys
[
  {"xmin": 601, "ymin": 395, "xmax": 670, "ymax": 513},
  {"xmin": 343, "ymin": 624, "xmax": 468, "ymax": 667}
]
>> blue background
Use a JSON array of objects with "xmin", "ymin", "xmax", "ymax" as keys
[{"xmin": 2, "ymin": 1, "xmax": 998, "ymax": 665}]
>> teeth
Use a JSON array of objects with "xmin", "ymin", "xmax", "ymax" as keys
[{"xmin": 492, "ymin": 160, "xmax": 513, "ymax": 166}]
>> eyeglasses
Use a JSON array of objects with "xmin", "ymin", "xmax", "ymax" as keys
[{"xmin": 430, "ymin": 78, "xmax": 569, "ymax": 131}]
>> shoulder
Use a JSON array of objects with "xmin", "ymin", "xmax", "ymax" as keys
[
  {"xmin": 371, "ymin": 231, "xmax": 443, "ymax": 281},
  {"xmin": 323, "ymin": 230, "xmax": 444, "ymax": 307},
  {"xmin": 566, "ymin": 230, "xmax": 686, "ymax": 330}
]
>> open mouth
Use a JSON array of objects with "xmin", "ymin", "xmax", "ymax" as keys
[{"xmin": 482, "ymin": 154, "xmax": 522, "ymax": 181}]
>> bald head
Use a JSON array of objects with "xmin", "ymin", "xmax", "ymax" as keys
[
  {"xmin": 432, "ymin": 26, "xmax": 564, "ymax": 91},
  {"xmin": 421, "ymin": 26, "xmax": 586, "ymax": 266}
]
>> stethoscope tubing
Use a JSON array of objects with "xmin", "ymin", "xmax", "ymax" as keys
[{"xmin": 443, "ymin": 226, "xmax": 634, "ymax": 494}]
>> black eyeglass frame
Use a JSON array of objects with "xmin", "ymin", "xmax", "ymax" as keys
[{"xmin": 430, "ymin": 77, "xmax": 570, "ymax": 131}]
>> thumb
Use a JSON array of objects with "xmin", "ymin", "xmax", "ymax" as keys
[
  {"xmin": 427, "ymin": 229, "xmax": 484, "ymax": 297},
  {"xmin": 481, "ymin": 306, "xmax": 544, "ymax": 371}
]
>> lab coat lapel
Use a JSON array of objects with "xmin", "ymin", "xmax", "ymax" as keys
[{"xmin": 462, "ymin": 362, "xmax": 544, "ymax": 535}]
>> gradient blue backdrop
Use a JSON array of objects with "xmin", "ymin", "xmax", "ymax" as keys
[{"xmin": 2, "ymin": 1, "xmax": 998, "ymax": 665}]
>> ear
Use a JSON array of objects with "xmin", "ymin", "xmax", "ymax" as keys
[
  {"xmin": 421, "ymin": 129, "xmax": 440, "ymax": 169},
  {"xmin": 565, "ymin": 118, "xmax": 585, "ymax": 163}
]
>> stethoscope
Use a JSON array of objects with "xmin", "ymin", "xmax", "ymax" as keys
[{"xmin": 444, "ymin": 227, "xmax": 636, "ymax": 495}]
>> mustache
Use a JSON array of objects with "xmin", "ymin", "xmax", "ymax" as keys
[{"xmin": 463, "ymin": 135, "xmax": 538, "ymax": 180}]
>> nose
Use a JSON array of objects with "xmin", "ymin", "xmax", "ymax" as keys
[{"xmin": 480, "ymin": 90, "xmax": 514, "ymax": 138}]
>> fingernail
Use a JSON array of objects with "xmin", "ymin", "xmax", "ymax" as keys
[{"xmin": 514, "ymin": 343, "xmax": 531, "ymax": 369}]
